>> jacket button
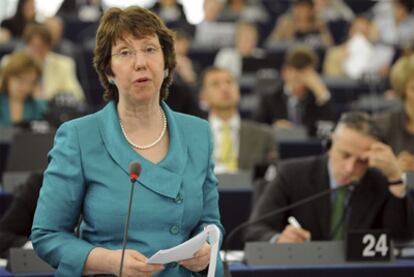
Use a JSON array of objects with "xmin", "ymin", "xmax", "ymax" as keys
[
  {"xmin": 170, "ymin": 225, "xmax": 180, "ymax": 235},
  {"xmin": 174, "ymin": 193, "xmax": 183, "ymax": 204}
]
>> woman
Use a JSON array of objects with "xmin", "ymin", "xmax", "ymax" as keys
[
  {"xmin": 214, "ymin": 21, "xmax": 265, "ymax": 79},
  {"xmin": 0, "ymin": 51, "xmax": 46, "ymax": 127},
  {"xmin": 31, "ymin": 6, "xmax": 224, "ymax": 277},
  {"xmin": 0, "ymin": 0, "xmax": 36, "ymax": 42},
  {"xmin": 373, "ymin": 54, "xmax": 414, "ymax": 172}
]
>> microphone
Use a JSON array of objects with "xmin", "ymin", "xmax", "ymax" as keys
[
  {"xmin": 119, "ymin": 161, "xmax": 142, "ymax": 277},
  {"xmin": 222, "ymin": 180, "xmax": 358, "ymax": 275}
]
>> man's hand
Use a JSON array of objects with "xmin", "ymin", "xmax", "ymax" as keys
[
  {"xmin": 365, "ymin": 142, "xmax": 406, "ymax": 198},
  {"xmin": 301, "ymin": 68, "xmax": 330, "ymax": 105},
  {"xmin": 276, "ymin": 225, "xmax": 311, "ymax": 243},
  {"xmin": 273, "ymin": 119, "xmax": 294, "ymax": 128}
]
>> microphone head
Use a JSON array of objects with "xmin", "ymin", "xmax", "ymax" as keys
[{"xmin": 129, "ymin": 161, "xmax": 141, "ymax": 181}]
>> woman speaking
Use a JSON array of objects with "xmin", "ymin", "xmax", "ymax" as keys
[{"xmin": 31, "ymin": 6, "xmax": 223, "ymax": 277}]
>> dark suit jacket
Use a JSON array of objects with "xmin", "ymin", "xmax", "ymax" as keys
[
  {"xmin": 238, "ymin": 120, "xmax": 278, "ymax": 171},
  {"xmin": 253, "ymin": 82, "xmax": 334, "ymax": 136},
  {"xmin": 0, "ymin": 173, "xmax": 43, "ymax": 257},
  {"xmin": 245, "ymin": 155, "xmax": 414, "ymax": 242}
]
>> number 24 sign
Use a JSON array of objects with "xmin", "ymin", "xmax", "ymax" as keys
[{"xmin": 346, "ymin": 230, "xmax": 392, "ymax": 262}]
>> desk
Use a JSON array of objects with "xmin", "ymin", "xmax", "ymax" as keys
[
  {"xmin": 229, "ymin": 259, "xmax": 414, "ymax": 277},
  {"xmin": 0, "ymin": 268, "xmax": 51, "ymax": 277},
  {"xmin": 2, "ymin": 260, "xmax": 414, "ymax": 277}
]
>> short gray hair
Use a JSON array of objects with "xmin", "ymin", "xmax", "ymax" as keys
[{"xmin": 334, "ymin": 112, "xmax": 384, "ymax": 142}]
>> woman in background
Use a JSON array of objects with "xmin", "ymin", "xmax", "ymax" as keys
[
  {"xmin": 373, "ymin": 53, "xmax": 414, "ymax": 172},
  {"xmin": 0, "ymin": 0, "xmax": 36, "ymax": 42},
  {"xmin": 0, "ymin": 51, "xmax": 46, "ymax": 127}
]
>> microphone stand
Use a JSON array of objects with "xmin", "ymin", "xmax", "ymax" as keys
[{"xmin": 119, "ymin": 176, "xmax": 137, "ymax": 277}]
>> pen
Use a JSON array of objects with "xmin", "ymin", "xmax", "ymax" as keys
[{"xmin": 288, "ymin": 216, "xmax": 302, "ymax": 228}]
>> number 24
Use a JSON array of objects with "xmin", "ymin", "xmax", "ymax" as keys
[{"xmin": 362, "ymin": 234, "xmax": 388, "ymax": 257}]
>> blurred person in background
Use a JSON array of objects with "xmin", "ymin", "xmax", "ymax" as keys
[
  {"xmin": 0, "ymin": 0, "xmax": 36, "ymax": 43},
  {"xmin": 266, "ymin": 0, "xmax": 333, "ymax": 48},
  {"xmin": 150, "ymin": 0, "xmax": 191, "ymax": 31},
  {"xmin": 201, "ymin": 66, "xmax": 277, "ymax": 173},
  {"xmin": 202, "ymin": 0, "xmax": 225, "ymax": 22},
  {"xmin": 373, "ymin": 54, "xmax": 414, "ymax": 173},
  {"xmin": 323, "ymin": 15, "xmax": 393, "ymax": 79},
  {"xmin": 43, "ymin": 16, "xmax": 78, "ymax": 59},
  {"xmin": 21, "ymin": 23, "xmax": 85, "ymax": 101},
  {"xmin": 313, "ymin": 0, "xmax": 354, "ymax": 22},
  {"xmin": 194, "ymin": 0, "xmax": 236, "ymax": 49},
  {"xmin": 164, "ymin": 29, "xmax": 202, "ymax": 117},
  {"xmin": 219, "ymin": 0, "xmax": 269, "ymax": 24},
  {"xmin": 214, "ymin": 21, "xmax": 265, "ymax": 79},
  {"xmin": 253, "ymin": 46, "xmax": 333, "ymax": 137},
  {"xmin": 173, "ymin": 29, "xmax": 198, "ymax": 87},
  {"xmin": 0, "ymin": 51, "xmax": 47, "ymax": 127},
  {"xmin": 372, "ymin": 0, "xmax": 414, "ymax": 49}
]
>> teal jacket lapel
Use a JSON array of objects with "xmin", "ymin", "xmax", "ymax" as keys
[{"xmin": 96, "ymin": 101, "xmax": 188, "ymax": 199}]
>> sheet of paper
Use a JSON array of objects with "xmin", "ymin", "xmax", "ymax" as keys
[{"xmin": 147, "ymin": 224, "xmax": 221, "ymax": 277}]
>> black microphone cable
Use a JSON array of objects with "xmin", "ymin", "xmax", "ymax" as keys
[{"xmin": 119, "ymin": 161, "xmax": 141, "ymax": 277}]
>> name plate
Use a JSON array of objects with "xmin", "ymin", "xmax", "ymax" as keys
[{"xmin": 346, "ymin": 230, "xmax": 393, "ymax": 262}]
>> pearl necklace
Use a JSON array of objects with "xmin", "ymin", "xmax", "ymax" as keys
[{"xmin": 120, "ymin": 110, "xmax": 167, "ymax": 150}]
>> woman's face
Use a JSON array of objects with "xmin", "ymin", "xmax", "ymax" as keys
[
  {"xmin": 23, "ymin": 0, "xmax": 36, "ymax": 21},
  {"xmin": 7, "ymin": 70, "xmax": 38, "ymax": 100},
  {"xmin": 236, "ymin": 26, "xmax": 257, "ymax": 56},
  {"xmin": 27, "ymin": 35, "xmax": 50, "ymax": 63},
  {"xmin": 110, "ymin": 34, "xmax": 165, "ymax": 106}
]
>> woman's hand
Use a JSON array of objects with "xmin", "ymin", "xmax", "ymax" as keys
[
  {"xmin": 178, "ymin": 242, "xmax": 211, "ymax": 272},
  {"xmin": 84, "ymin": 247, "xmax": 164, "ymax": 277},
  {"xmin": 112, "ymin": 249, "xmax": 164, "ymax": 277}
]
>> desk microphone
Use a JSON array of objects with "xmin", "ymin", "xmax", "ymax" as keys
[
  {"xmin": 119, "ymin": 161, "xmax": 141, "ymax": 277},
  {"xmin": 223, "ymin": 180, "xmax": 358, "ymax": 276}
]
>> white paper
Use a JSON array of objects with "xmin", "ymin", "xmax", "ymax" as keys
[{"xmin": 147, "ymin": 224, "xmax": 221, "ymax": 277}]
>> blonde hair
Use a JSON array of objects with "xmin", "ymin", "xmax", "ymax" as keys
[{"xmin": 390, "ymin": 54, "xmax": 414, "ymax": 100}]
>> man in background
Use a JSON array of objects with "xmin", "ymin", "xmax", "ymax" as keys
[
  {"xmin": 201, "ymin": 66, "xmax": 278, "ymax": 173},
  {"xmin": 254, "ymin": 46, "xmax": 333, "ymax": 137},
  {"xmin": 245, "ymin": 112, "xmax": 414, "ymax": 243}
]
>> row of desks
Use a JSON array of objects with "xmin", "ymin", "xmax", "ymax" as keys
[{"xmin": 1, "ymin": 259, "xmax": 414, "ymax": 277}]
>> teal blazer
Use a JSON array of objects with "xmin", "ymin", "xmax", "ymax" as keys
[
  {"xmin": 0, "ymin": 94, "xmax": 47, "ymax": 127},
  {"xmin": 31, "ymin": 101, "xmax": 224, "ymax": 276}
]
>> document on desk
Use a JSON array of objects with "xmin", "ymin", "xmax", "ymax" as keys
[{"xmin": 148, "ymin": 224, "xmax": 221, "ymax": 277}]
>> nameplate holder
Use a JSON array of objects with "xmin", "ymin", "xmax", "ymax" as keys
[
  {"xmin": 346, "ymin": 230, "xmax": 393, "ymax": 262},
  {"xmin": 6, "ymin": 248, "xmax": 54, "ymax": 273},
  {"xmin": 245, "ymin": 241, "xmax": 346, "ymax": 265}
]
